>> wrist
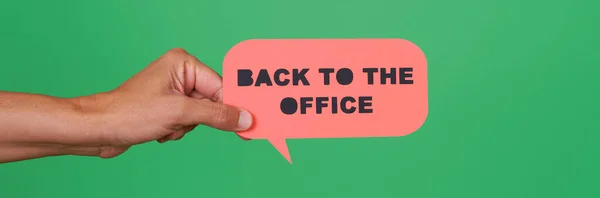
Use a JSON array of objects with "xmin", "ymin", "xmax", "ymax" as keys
[{"xmin": 66, "ymin": 92, "xmax": 112, "ymax": 146}]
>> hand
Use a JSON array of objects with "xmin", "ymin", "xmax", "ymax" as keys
[{"xmin": 75, "ymin": 48, "xmax": 253, "ymax": 158}]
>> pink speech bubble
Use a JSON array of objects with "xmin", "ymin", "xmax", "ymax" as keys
[{"xmin": 223, "ymin": 39, "xmax": 428, "ymax": 163}]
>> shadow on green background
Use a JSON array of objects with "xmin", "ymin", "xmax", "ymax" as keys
[{"xmin": 1, "ymin": 0, "xmax": 599, "ymax": 197}]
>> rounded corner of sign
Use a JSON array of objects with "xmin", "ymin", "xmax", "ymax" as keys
[
  {"xmin": 234, "ymin": 39, "xmax": 259, "ymax": 47},
  {"xmin": 382, "ymin": 37, "xmax": 410, "ymax": 44},
  {"xmin": 412, "ymin": 109, "xmax": 430, "ymax": 133},
  {"xmin": 388, "ymin": 38, "xmax": 425, "ymax": 53},
  {"xmin": 224, "ymin": 39, "xmax": 258, "ymax": 60}
]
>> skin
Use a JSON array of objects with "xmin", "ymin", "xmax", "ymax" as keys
[{"xmin": 0, "ymin": 48, "xmax": 252, "ymax": 163}]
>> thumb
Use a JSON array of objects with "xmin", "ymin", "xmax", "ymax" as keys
[{"xmin": 180, "ymin": 98, "xmax": 253, "ymax": 132}]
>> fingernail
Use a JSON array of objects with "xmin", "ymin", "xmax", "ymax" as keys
[{"xmin": 237, "ymin": 110, "xmax": 253, "ymax": 130}]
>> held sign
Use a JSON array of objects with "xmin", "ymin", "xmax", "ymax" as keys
[{"xmin": 223, "ymin": 39, "xmax": 428, "ymax": 163}]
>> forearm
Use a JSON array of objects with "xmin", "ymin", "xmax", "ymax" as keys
[
  {"xmin": 0, "ymin": 91, "xmax": 102, "ymax": 162},
  {"xmin": 0, "ymin": 142, "xmax": 100, "ymax": 163}
]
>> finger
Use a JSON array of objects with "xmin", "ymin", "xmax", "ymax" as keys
[
  {"xmin": 157, "ymin": 132, "xmax": 178, "ymax": 143},
  {"xmin": 185, "ymin": 54, "xmax": 224, "ymax": 102},
  {"xmin": 179, "ymin": 98, "xmax": 253, "ymax": 132},
  {"xmin": 157, "ymin": 136, "xmax": 169, "ymax": 143},
  {"xmin": 174, "ymin": 134, "xmax": 186, "ymax": 140},
  {"xmin": 168, "ymin": 131, "xmax": 185, "ymax": 141},
  {"xmin": 189, "ymin": 89, "xmax": 206, "ymax": 100},
  {"xmin": 170, "ymin": 125, "xmax": 196, "ymax": 140},
  {"xmin": 157, "ymin": 125, "xmax": 196, "ymax": 143}
]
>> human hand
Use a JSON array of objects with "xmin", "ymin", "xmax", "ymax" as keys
[{"xmin": 75, "ymin": 48, "xmax": 252, "ymax": 158}]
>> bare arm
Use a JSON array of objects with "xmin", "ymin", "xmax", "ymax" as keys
[
  {"xmin": 0, "ymin": 91, "xmax": 101, "ymax": 163},
  {"xmin": 0, "ymin": 48, "xmax": 253, "ymax": 164}
]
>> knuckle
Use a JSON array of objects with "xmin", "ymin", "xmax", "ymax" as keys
[
  {"xmin": 181, "ymin": 57, "xmax": 194, "ymax": 70},
  {"xmin": 165, "ymin": 48, "xmax": 189, "ymax": 58},
  {"xmin": 211, "ymin": 104, "xmax": 232, "ymax": 126}
]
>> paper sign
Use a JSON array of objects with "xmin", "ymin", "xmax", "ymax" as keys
[{"xmin": 223, "ymin": 38, "xmax": 428, "ymax": 163}]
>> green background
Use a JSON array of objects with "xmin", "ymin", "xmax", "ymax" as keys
[{"xmin": 1, "ymin": 0, "xmax": 599, "ymax": 197}]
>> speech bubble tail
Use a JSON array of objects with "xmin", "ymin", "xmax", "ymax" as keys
[{"xmin": 267, "ymin": 138, "xmax": 292, "ymax": 164}]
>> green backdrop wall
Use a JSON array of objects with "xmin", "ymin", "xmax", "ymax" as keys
[{"xmin": 1, "ymin": 0, "xmax": 599, "ymax": 197}]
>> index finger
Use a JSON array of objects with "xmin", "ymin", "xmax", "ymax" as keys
[
  {"xmin": 185, "ymin": 51, "xmax": 251, "ymax": 141},
  {"xmin": 185, "ymin": 53, "xmax": 224, "ymax": 102}
]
